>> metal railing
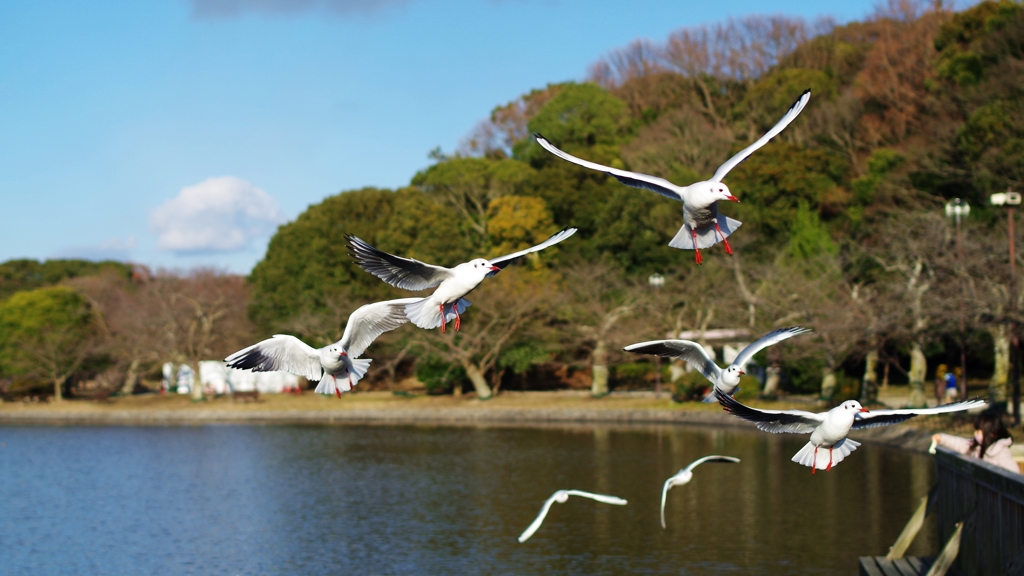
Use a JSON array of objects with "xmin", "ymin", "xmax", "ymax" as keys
[{"xmin": 934, "ymin": 446, "xmax": 1024, "ymax": 575}]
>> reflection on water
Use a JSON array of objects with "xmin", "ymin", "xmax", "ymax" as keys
[{"xmin": 0, "ymin": 423, "xmax": 935, "ymax": 575}]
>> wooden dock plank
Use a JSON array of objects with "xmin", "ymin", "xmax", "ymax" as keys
[
  {"xmin": 860, "ymin": 557, "xmax": 887, "ymax": 576},
  {"xmin": 860, "ymin": 556, "xmax": 935, "ymax": 576},
  {"xmin": 875, "ymin": 557, "xmax": 905, "ymax": 576}
]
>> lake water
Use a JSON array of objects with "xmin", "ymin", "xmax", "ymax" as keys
[{"xmin": 0, "ymin": 423, "xmax": 937, "ymax": 575}]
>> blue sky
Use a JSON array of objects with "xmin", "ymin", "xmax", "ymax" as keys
[{"xmin": 0, "ymin": 0, "xmax": 880, "ymax": 274}]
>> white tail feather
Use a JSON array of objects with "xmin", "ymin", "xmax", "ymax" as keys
[
  {"xmin": 349, "ymin": 358, "xmax": 372, "ymax": 383},
  {"xmin": 314, "ymin": 358, "xmax": 373, "ymax": 396},
  {"xmin": 791, "ymin": 438, "xmax": 861, "ymax": 470},
  {"xmin": 668, "ymin": 215, "xmax": 742, "ymax": 250},
  {"xmin": 315, "ymin": 374, "xmax": 338, "ymax": 395},
  {"xmin": 404, "ymin": 298, "xmax": 471, "ymax": 330}
]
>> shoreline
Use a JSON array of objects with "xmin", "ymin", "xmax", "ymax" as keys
[{"xmin": 0, "ymin": 390, "xmax": 937, "ymax": 453}]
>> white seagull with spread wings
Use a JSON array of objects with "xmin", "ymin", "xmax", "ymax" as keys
[
  {"xmin": 517, "ymin": 489, "xmax": 628, "ymax": 543},
  {"xmin": 625, "ymin": 327, "xmax": 811, "ymax": 402},
  {"xmin": 348, "ymin": 227, "xmax": 577, "ymax": 333},
  {"xmin": 718, "ymin": 395, "xmax": 987, "ymax": 474},
  {"xmin": 660, "ymin": 455, "xmax": 740, "ymax": 529},
  {"xmin": 534, "ymin": 90, "xmax": 810, "ymax": 264},
  {"xmin": 225, "ymin": 298, "xmax": 420, "ymax": 396}
]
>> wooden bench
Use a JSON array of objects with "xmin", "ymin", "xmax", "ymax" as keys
[
  {"xmin": 231, "ymin": 389, "xmax": 260, "ymax": 402},
  {"xmin": 859, "ymin": 556, "xmax": 934, "ymax": 576}
]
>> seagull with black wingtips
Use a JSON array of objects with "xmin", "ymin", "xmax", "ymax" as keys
[
  {"xmin": 347, "ymin": 227, "xmax": 577, "ymax": 333},
  {"xmin": 534, "ymin": 90, "xmax": 811, "ymax": 264},
  {"xmin": 717, "ymin": 395, "xmax": 987, "ymax": 474},
  {"xmin": 625, "ymin": 327, "xmax": 812, "ymax": 402},
  {"xmin": 225, "ymin": 298, "xmax": 420, "ymax": 397}
]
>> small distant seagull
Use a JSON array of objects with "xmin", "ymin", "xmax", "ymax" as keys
[
  {"xmin": 534, "ymin": 90, "xmax": 811, "ymax": 264},
  {"xmin": 625, "ymin": 327, "xmax": 811, "ymax": 402},
  {"xmin": 518, "ymin": 489, "xmax": 628, "ymax": 543},
  {"xmin": 660, "ymin": 455, "xmax": 740, "ymax": 528},
  {"xmin": 348, "ymin": 228, "xmax": 577, "ymax": 333},
  {"xmin": 224, "ymin": 298, "xmax": 419, "ymax": 397},
  {"xmin": 717, "ymin": 395, "xmax": 987, "ymax": 474}
]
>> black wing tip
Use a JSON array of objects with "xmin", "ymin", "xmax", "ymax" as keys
[
  {"xmin": 717, "ymin": 391, "xmax": 741, "ymax": 413},
  {"xmin": 225, "ymin": 348, "xmax": 269, "ymax": 372},
  {"xmin": 791, "ymin": 89, "xmax": 811, "ymax": 108},
  {"xmin": 533, "ymin": 132, "xmax": 546, "ymax": 140}
]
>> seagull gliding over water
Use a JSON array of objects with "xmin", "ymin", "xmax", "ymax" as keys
[{"xmin": 518, "ymin": 489, "xmax": 628, "ymax": 543}]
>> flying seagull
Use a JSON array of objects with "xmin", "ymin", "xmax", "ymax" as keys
[
  {"xmin": 660, "ymin": 455, "xmax": 740, "ymax": 528},
  {"xmin": 625, "ymin": 327, "xmax": 811, "ymax": 402},
  {"xmin": 717, "ymin": 395, "xmax": 987, "ymax": 474},
  {"xmin": 348, "ymin": 227, "xmax": 577, "ymax": 333},
  {"xmin": 534, "ymin": 90, "xmax": 811, "ymax": 264},
  {"xmin": 517, "ymin": 489, "xmax": 628, "ymax": 543},
  {"xmin": 225, "ymin": 298, "xmax": 420, "ymax": 396}
]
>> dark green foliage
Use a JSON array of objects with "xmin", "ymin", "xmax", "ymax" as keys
[
  {"xmin": 0, "ymin": 286, "xmax": 94, "ymax": 377},
  {"xmin": 613, "ymin": 362, "xmax": 654, "ymax": 389},
  {"xmin": 0, "ymin": 259, "xmax": 132, "ymax": 302},
  {"xmin": 519, "ymin": 82, "xmax": 633, "ymax": 163},
  {"xmin": 247, "ymin": 187, "xmax": 399, "ymax": 328},
  {"xmin": 726, "ymin": 142, "xmax": 848, "ymax": 241},
  {"xmin": 851, "ymin": 149, "xmax": 904, "ymax": 204},
  {"xmin": 671, "ymin": 370, "xmax": 712, "ymax": 402},
  {"xmin": 415, "ymin": 356, "xmax": 467, "ymax": 394}
]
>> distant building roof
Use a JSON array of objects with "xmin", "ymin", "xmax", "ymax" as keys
[{"xmin": 675, "ymin": 328, "xmax": 751, "ymax": 341}]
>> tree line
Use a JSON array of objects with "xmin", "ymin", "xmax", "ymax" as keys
[{"xmin": 2, "ymin": 0, "xmax": 1023, "ymax": 406}]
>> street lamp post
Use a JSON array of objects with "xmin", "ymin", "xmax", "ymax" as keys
[
  {"xmin": 992, "ymin": 191, "xmax": 1021, "ymax": 424},
  {"xmin": 945, "ymin": 198, "xmax": 971, "ymax": 401}
]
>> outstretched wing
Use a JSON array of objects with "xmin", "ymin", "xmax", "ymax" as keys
[
  {"xmin": 518, "ymin": 492, "xmax": 562, "ymax": 543},
  {"xmin": 338, "ymin": 298, "xmax": 420, "ymax": 358},
  {"xmin": 534, "ymin": 134, "xmax": 684, "ymax": 201},
  {"xmin": 624, "ymin": 339, "xmax": 722, "ymax": 381},
  {"xmin": 683, "ymin": 455, "xmax": 741, "ymax": 474},
  {"xmin": 347, "ymin": 235, "xmax": 453, "ymax": 291},
  {"xmin": 660, "ymin": 478, "xmax": 674, "ymax": 529},
  {"xmin": 564, "ymin": 490, "xmax": 629, "ymax": 505},
  {"xmin": 711, "ymin": 90, "xmax": 811, "ymax": 183},
  {"xmin": 488, "ymin": 227, "xmax": 578, "ymax": 274},
  {"xmin": 225, "ymin": 335, "xmax": 322, "ymax": 380},
  {"xmin": 852, "ymin": 398, "xmax": 987, "ymax": 430},
  {"xmin": 717, "ymin": 393, "xmax": 824, "ymax": 434},
  {"xmin": 733, "ymin": 327, "xmax": 812, "ymax": 369}
]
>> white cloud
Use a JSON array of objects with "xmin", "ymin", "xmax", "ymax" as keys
[
  {"xmin": 55, "ymin": 237, "xmax": 137, "ymax": 261},
  {"xmin": 150, "ymin": 176, "xmax": 286, "ymax": 254}
]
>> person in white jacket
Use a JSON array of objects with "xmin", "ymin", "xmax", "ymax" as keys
[{"xmin": 932, "ymin": 411, "xmax": 1019, "ymax": 474}]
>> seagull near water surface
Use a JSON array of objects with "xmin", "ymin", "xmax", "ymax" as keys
[
  {"xmin": 660, "ymin": 455, "xmax": 740, "ymax": 529},
  {"xmin": 517, "ymin": 489, "xmax": 628, "ymax": 543},
  {"xmin": 717, "ymin": 394, "xmax": 987, "ymax": 474},
  {"xmin": 347, "ymin": 228, "xmax": 577, "ymax": 333},
  {"xmin": 534, "ymin": 90, "xmax": 811, "ymax": 264},
  {"xmin": 225, "ymin": 298, "xmax": 420, "ymax": 396},
  {"xmin": 625, "ymin": 327, "xmax": 811, "ymax": 402}
]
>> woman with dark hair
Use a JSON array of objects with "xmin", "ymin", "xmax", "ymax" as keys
[{"xmin": 932, "ymin": 412, "xmax": 1019, "ymax": 474}]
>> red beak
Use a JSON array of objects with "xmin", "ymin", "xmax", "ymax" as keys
[
  {"xmin": 490, "ymin": 265, "xmax": 500, "ymax": 271},
  {"xmin": 738, "ymin": 371, "xmax": 745, "ymax": 376},
  {"xmin": 340, "ymin": 351, "xmax": 347, "ymax": 357},
  {"xmin": 859, "ymin": 408, "xmax": 869, "ymax": 413},
  {"xmin": 725, "ymin": 195, "xmax": 740, "ymax": 203}
]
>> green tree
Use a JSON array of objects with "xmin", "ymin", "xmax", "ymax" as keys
[
  {"xmin": 0, "ymin": 286, "xmax": 96, "ymax": 401},
  {"xmin": 0, "ymin": 259, "xmax": 132, "ymax": 302},
  {"xmin": 411, "ymin": 157, "xmax": 535, "ymax": 242}
]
